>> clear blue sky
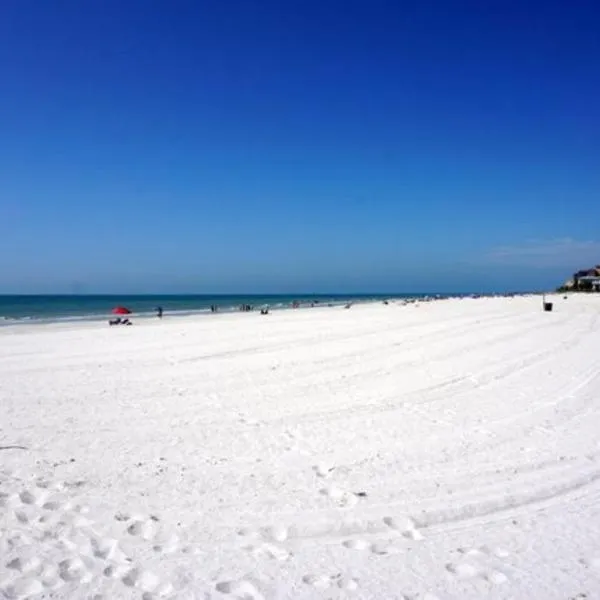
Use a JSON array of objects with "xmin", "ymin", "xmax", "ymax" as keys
[{"xmin": 1, "ymin": 0, "xmax": 599, "ymax": 293}]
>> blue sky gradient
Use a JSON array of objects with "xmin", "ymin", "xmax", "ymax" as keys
[{"xmin": 1, "ymin": 0, "xmax": 599, "ymax": 293}]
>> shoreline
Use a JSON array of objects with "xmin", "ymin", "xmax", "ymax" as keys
[
  {"xmin": 0, "ymin": 292, "xmax": 538, "ymax": 328},
  {"xmin": 0, "ymin": 296, "xmax": 396, "ymax": 333}
]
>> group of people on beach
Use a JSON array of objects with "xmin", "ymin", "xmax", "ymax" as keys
[{"xmin": 108, "ymin": 299, "xmax": 346, "ymax": 326}]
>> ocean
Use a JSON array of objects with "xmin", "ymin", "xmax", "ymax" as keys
[{"xmin": 0, "ymin": 294, "xmax": 435, "ymax": 325}]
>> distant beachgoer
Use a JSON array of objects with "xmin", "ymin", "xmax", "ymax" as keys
[{"xmin": 156, "ymin": 306, "xmax": 163, "ymax": 319}]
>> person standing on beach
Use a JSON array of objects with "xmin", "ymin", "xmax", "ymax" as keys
[{"xmin": 156, "ymin": 306, "xmax": 163, "ymax": 319}]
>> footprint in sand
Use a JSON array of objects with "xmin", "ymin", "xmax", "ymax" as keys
[
  {"xmin": 303, "ymin": 573, "xmax": 359, "ymax": 591},
  {"xmin": 580, "ymin": 556, "xmax": 600, "ymax": 570},
  {"xmin": 6, "ymin": 556, "xmax": 42, "ymax": 575},
  {"xmin": 302, "ymin": 574, "xmax": 332, "ymax": 589},
  {"xmin": 447, "ymin": 546, "xmax": 511, "ymax": 585},
  {"xmin": 40, "ymin": 564, "xmax": 65, "ymax": 591},
  {"xmin": 216, "ymin": 579, "xmax": 265, "ymax": 599},
  {"xmin": 446, "ymin": 562, "xmax": 480, "ymax": 580},
  {"xmin": 14, "ymin": 509, "xmax": 31, "ymax": 524},
  {"xmin": 342, "ymin": 538, "xmax": 402, "ymax": 555},
  {"xmin": 103, "ymin": 564, "xmax": 131, "ymax": 579},
  {"xmin": 42, "ymin": 497, "xmax": 66, "ymax": 511},
  {"xmin": 239, "ymin": 525, "xmax": 291, "ymax": 561},
  {"xmin": 250, "ymin": 542, "xmax": 290, "ymax": 561},
  {"xmin": 339, "ymin": 577, "xmax": 359, "ymax": 591},
  {"xmin": 383, "ymin": 516, "xmax": 424, "ymax": 540},
  {"xmin": 127, "ymin": 519, "xmax": 158, "ymax": 540},
  {"xmin": 91, "ymin": 536, "xmax": 126, "ymax": 561},
  {"xmin": 152, "ymin": 533, "xmax": 180, "ymax": 555},
  {"xmin": 319, "ymin": 485, "xmax": 359, "ymax": 507},
  {"xmin": 262, "ymin": 524, "xmax": 288, "ymax": 542},
  {"xmin": 486, "ymin": 571, "xmax": 509, "ymax": 584},
  {"xmin": 19, "ymin": 490, "xmax": 40, "ymax": 506},
  {"xmin": 461, "ymin": 545, "xmax": 510, "ymax": 559},
  {"xmin": 343, "ymin": 539, "xmax": 371, "ymax": 551},
  {"xmin": 122, "ymin": 567, "xmax": 160, "ymax": 592},
  {"xmin": 446, "ymin": 560, "xmax": 508, "ymax": 585},
  {"xmin": 313, "ymin": 463, "xmax": 335, "ymax": 478},
  {"xmin": 371, "ymin": 542, "xmax": 400, "ymax": 555}
]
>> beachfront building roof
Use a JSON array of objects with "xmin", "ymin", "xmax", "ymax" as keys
[{"xmin": 575, "ymin": 266, "xmax": 600, "ymax": 278}]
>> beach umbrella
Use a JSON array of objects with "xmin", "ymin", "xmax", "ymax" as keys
[{"xmin": 112, "ymin": 306, "xmax": 132, "ymax": 315}]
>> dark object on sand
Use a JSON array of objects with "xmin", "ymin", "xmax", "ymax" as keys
[
  {"xmin": 109, "ymin": 317, "xmax": 132, "ymax": 326},
  {"xmin": 544, "ymin": 302, "xmax": 553, "ymax": 312},
  {"xmin": 260, "ymin": 307, "xmax": 269, "ymax": 315}
]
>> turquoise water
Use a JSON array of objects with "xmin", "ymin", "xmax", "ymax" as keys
[{"xmin": 0, "ymin": 294, "xmax": 436, "ymax": 324}]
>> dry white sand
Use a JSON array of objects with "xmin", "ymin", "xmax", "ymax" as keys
[{"xmin": 1, "ymin": 294, "xmax": 600, "ymax": 599}]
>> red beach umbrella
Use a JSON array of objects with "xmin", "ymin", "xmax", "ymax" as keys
[{"xmin": 112, "ymin": 306, "xmax": 132, "ymax": 315}]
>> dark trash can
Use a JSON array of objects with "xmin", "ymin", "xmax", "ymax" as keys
[{"xmin": 544, "ymin": 302, "xmax": 553, "ymax": 312}]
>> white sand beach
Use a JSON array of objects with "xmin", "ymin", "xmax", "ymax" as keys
[{"xmin": 2, "ymin": 294, "xmax": 600, "ymax": 599}]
